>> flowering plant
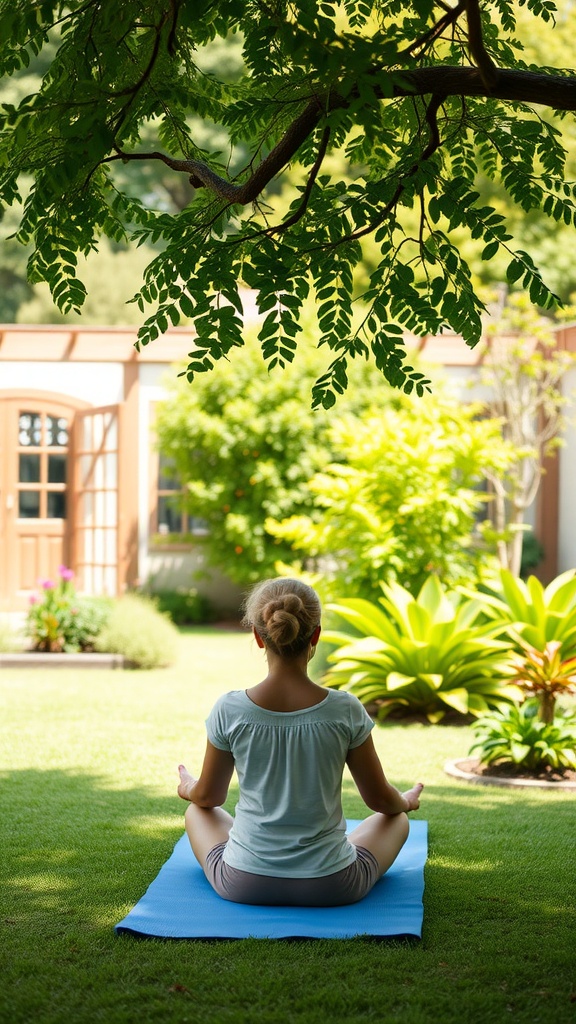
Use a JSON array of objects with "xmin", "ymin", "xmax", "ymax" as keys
[{"xmin": 26, "ymin": 566, "xmax": 110, "ymax": 653}]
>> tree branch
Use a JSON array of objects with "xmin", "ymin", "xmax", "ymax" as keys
[
  {"xmin": 110, "ymin": 66, "xmax": 576, "ymax": 207},
  {"xmin": 464, "ymin": 0, "xmax": 498, "ymax": 88}
]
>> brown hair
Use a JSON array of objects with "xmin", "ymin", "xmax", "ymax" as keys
[{"xmin": 242, "ymin": 578, "xmax": 321, "ymax": 658}]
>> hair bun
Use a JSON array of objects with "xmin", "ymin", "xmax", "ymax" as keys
[
  {"xmin": 261, "ymin": 597, "xmax": 302, "ymax": 646},
  {"xmin": 242, "ymin": 578, "xmax": 321, "ymax": 657}
]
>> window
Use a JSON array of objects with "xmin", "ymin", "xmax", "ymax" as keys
[
  {"xmin": 17, "ymin": 411, "xmax": 68, "ymax": 519},
  {"xmin": 154, "ymin": 454, "xmax": 207, "ymax": 541}
]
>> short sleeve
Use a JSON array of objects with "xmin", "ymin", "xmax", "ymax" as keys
[
  {"xmin": 348, "ymin": 694, "xmax": 374, "ymax": 749},
  {"xmin": 205, "ymin": 696, "xmax": 232, "ymax": 752}
]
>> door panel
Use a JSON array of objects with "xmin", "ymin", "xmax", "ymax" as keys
[
  {"xmin": 0, "ymin": 399, "xmax": 72, "ymax": 609},
  {"xmin": 72, "ymin": 405, "xmax": 120, "ymax": 597}
]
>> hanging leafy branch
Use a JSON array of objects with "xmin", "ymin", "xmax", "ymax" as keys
[{"xmin": 1, "ymin": 0, "xmax": 575, "ymax": 405}]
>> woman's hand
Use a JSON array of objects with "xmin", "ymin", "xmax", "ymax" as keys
[
  {"xmin": 402, "ymin": 782, "xmax": 424, "ymax": 811},
  {"xmin": 177, "ymin": 764, "xmax": 198, "ymax": 801}
]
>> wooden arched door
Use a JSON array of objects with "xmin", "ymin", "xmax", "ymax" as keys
[{"xmin": 0, "ymin": 394, "xmax": 83, "ymax": 609}]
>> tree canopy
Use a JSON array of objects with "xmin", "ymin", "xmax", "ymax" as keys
[{"xmin": 2, "ymin": 1, "xmax": 576, "ymax": 405}]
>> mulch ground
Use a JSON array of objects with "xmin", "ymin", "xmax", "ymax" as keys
[{"xmin": 456, "ymin": 757, "xmax": 576, "ymax": 784}]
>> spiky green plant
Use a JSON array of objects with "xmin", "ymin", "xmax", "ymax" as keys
[
  {"xmin": 323, "ymin": 576, "xmax": 520, "ymax": 723},
  {"xmin": 469, "ymin": 699, "xmax": 576, "ymax": 771}
]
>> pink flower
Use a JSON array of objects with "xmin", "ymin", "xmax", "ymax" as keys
[
  {"xmin": 41, "ymin": 579, "xmax": 54, "ymax": 590},
  {"xmin": 59, "ymin": 565, "xmax": 74, "ymax": 582},
  {"xmin": 29, "ymin": 594, "xmax": 38, "ymax": 606}
]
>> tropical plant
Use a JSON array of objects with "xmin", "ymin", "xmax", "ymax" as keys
[
  {"xmin": 467, "ymin": 569, "xmax": 576, "ymax": 656},
  {"xmin": 322, "ymin": 576, "xmax": 519, "ymax": 723},
  {"xmin": 26, "ymin": 566, "xmax": 111, "ymax": 653},
  {"xmin": 2, "ymin": 3, "xmax": 576, "ymax": 405},
  {"xmin": 469, "ymin": 699, "xmax": 576, "ymax": 771},
  {"xmin": 508, "ymin": 637, "xmax": 576, "ymax": 724}
]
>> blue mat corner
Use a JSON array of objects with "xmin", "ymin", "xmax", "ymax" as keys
[{"xmin": 115, "ymin": 819, "xmax": 427, "ymax": 941}]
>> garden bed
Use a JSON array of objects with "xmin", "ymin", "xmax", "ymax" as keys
[
  {"xmin": 0, "ymin": 652, "xmax": 125, "ymax": 669},
  {"xmin": 445, "ymin": 756, "xmax": 576, "ymax": 790}
]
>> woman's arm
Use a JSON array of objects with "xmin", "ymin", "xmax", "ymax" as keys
[
  {"xmin": 178, "ymin": 741, "xmax": 235, "ymax": 808},
  {"xmin": 346, "ymin": 735, "xmax": 423, "ymax": 814}
]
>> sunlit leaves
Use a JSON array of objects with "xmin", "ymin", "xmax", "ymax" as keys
[{"xmin": 0, "ymin": 0, "xmax": 573, "ymax": 403}]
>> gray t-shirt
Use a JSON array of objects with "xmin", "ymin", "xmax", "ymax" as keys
[{"xmin": 206, "ymin": 688, "xmax": 374, "ymax": 877}]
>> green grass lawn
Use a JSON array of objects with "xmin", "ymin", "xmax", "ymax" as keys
[{"xmin": 1, "ymin": 628, "xmax": 575, "ymax": 1024}]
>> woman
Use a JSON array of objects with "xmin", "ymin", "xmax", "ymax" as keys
[{"xmin": 177, "ymin": 577, "xmax": 423, "ymax": 906}]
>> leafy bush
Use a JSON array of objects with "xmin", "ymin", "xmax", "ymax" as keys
[
  {"xmin": 269, "ymin": 392, "xmax": 514, "ymax": 600},
  {"xmin": 26, "ymin": 566, "xmax": 111, "ymax": 652},
  {"xmin": 0, "ymin": 620, "xmax": 23, "ymax": 653},
  {"xmin": 150, "ymin": 588, "xmax": 213, "ymax": 625},
  {"xmin": 469, "ymin": 700, "xmax": 576, "ymax": 771},
  {"xmin": 94, "ymin": 594, "xmax": 180, "ymax": 668},
  {"xmin": 323, "ymin": 576, "xmax": 519, "ymax": 722}
]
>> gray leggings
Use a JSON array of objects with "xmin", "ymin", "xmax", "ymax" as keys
[{"xmin": 204, "ymin": 842, "xmax": 380, "ymax": 906}]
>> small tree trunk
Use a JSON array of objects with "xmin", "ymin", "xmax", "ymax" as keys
[{"xmin": 538, "ymin": 690, "xmax": 556, "ymax": 725}]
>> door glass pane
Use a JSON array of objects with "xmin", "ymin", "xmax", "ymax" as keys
[
  {"xmin": 48, "ymin": 453, "xmax": 67, "ymax": 484},
  {"xmin": 46, "ymin": 416, "xmax": 69, "ymax": 447},
  {"xmin": 19, "ymin": 453, "xmax": 40, "ymax": 483},
  {"xmin": 19, "ymin": 412, "xmax": 42, "ymax": 446},
  {"xmin": 18, "ymin": 491, "xmax": 40, "ymax": 517},
  {"xmin": 47, "ymin": 492, "xmax": 66, "ymax": 519}
]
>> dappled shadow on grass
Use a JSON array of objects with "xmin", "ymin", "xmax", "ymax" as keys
[{"xmin": 0, "ymin": 767, "xmax": 210, "ymax": 931}]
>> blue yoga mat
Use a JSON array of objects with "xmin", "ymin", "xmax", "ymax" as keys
[{"xmin": 115, "ymin": 820, "xmax": 427, "ymax": 940}]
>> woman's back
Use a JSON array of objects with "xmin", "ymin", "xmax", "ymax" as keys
[{"xmin": 206, "ymin": 687, "xmax": 374, "ymax": 876}]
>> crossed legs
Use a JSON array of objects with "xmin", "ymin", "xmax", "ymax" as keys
[{"xmin": 347, "ymin": 811, "xmax": 410, "ymax": 878}]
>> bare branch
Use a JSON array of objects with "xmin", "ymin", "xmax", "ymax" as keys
[{"xmin": 464, "ymin": 0, "xmax": 498, "ymax": 88}]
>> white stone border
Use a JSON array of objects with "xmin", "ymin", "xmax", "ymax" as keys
[{"xmin": 444, "ymin": 758, "xmax": 576, "ymax": 791}]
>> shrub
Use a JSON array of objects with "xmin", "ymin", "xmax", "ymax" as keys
[
  {"xmin": 94, "ymin": 594, "xmax": 180, "ymax": 668},
  {"xmin": 0, "ymin": 620, "xmax": 23, "ymax": 653},
  {"xmin": 469, "ymin": 699, "xmax": 576, "ymax": 771},
  {"xmin": 26, "ymin": 566, "xmax": 112, "ymax": 653},
  {"xmin": 151, "ymin": 588, "xmax": 213, "ymax": 625},
  {"xmin": 323, "ymin": 576, "xmax": 520, "ymax": 722},
  {"xmin": 269, "ymin": 391, "xmax": 514, "ymax": 600}
]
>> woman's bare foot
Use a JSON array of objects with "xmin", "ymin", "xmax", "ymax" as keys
[
  {"xmin": 402, "ymin": 782, "xmax": 424, "ymax": 811},
  {"xmin": 177, "ymin": 764, "xmax": 198, "ymax": 801}
]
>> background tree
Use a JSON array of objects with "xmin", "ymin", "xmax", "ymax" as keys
[
  {"xmin": 154, "ymin": 341, "xmax": 340, "ymax": 587},
  {"xmin": 2, "ymin": 2, "xmax": 576, "ymax": 402},
  {"xmin": 478, "ymin": 295, "xmax": 575, "ymax": 577},
  {"xmin": 268, "ymin": 390, "xmax": 515, "ymax": 599}
]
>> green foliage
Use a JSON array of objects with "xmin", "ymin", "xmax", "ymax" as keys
[
  {"xmin": 270, "ymin": 391, "xmax": 514, "ymax": 599},
  {"xmin": 149, "ymin": 587, "xmax": 214, "ymax": 625},
  {"xmin": 154, "ymin": 341, "xmax": 341, "ymax": 587},
  {"xmin": 0, "ymin": 619, "xmax": 23, "ymax": 653},
  {"xmin": 94, "ymin": 593, "xmax": 179, "ymax": 668},
  {"xmin": 469, "ymin": 698, "xmax": 576, "ymax": 770},
  {"xmin": 467, "ymin": 569, "xmax": 576, "ymax": 657},
  {"xmin": 509, "ymin": 637, "xmax": 576, "ymax": 724},
  {"xmin": 25, "ymin": 565, "xmax": 112, "ymax": 653},
  {"xmin": 323, "ymin": 576, "xmax": 519, "ymax": 722},
  {"xmin": 0, "ymin": 2, "xmax": 574, "ymax": 403}
]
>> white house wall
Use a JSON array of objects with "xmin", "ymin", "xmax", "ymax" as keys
[
  {"xmin": 558, "ymin": 365, "xmax": 576, "ymax": 573},
  {"xmin": 0, "ymin": 362, "xmax": 124, "ymax": 405}
]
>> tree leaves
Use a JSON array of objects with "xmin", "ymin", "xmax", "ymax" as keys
[{"xmin": 0, "ymin": 0, "xmax": 574, "ymax": 402}]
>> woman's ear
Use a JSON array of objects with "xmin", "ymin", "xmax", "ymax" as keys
[
  {"xmin": 253, "ymin": 627, "xmax": 266, "ymax": 649},
  {"xmin": 311, "ymin": 624, "xmax": 321, "ymax": 646}
]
